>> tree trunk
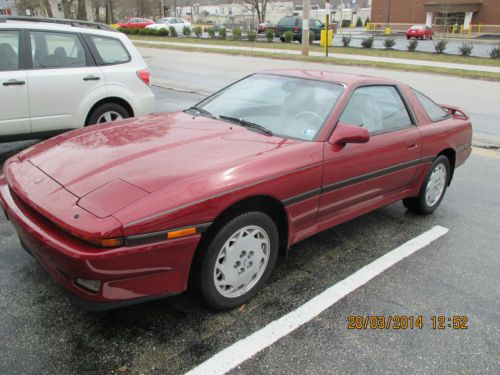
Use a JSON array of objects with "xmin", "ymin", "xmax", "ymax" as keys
[
  {"xmin": 77, "ymin": 0, "xmax": 87, "ymax": 20},
  {"xmin": 61, "ymin": 0, "xmax": 71, "ymax": 18},
  {"xmin": 106, "ymin": 0, "xmax": 114, "ymax": 24},
  {"xmin": 44, "ymin": 0, "xmax": 54, "ymax": 17},
  {"xmin": 94, "ymin": 5, "xmax": 101, "ymax": 22}
]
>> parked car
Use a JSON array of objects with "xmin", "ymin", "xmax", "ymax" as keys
[
  {"xmin": 146, "ymin": 17, "xmax": 191, "ymax": 34},
  {"xmin": 117, "ymin": 17, "xmax": 155, "ymax": 29},
  {"xmin": 258, "ymin": 21, "xmax": 275, "ymax": 33},
  {"xmin": 0, "ymin": 70, "xmax": 472, "ymax": 311},
  {"xmin": 406, "ymin": 25, "xmax": 433, "ymax": 40},
  {"xmin": 276, "ymin": 16, "xmax": 324, "ymax": 42},
  {"xmin": 0, "ymin": 16, "xmax": 155, "ymax": 141}
]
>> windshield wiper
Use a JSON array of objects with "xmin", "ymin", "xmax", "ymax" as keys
[
  {"xmin": 185, "ymin": 106, "xmax": 217, "ymax": 119},
  {"xmin": 219, "ymin": 115, "xmax": 274, "ymax": 136}
]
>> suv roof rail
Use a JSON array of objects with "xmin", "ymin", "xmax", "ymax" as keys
[{"xmin": 0, "ymin": 16, "xmax": 116, "ymax": 32}]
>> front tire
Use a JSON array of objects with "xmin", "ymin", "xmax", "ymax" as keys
[
  {"xmin": 403, "ymin": 155, "xmax": 450, "ymax": 214},
  {"xmin": 198, "ymin": 212, "xmax": 279, "ymax": 310},
  {"xmin": 87, "ymin": 102, "xmax": 130, "ymax": 126}
]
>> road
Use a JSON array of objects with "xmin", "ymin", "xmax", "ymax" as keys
[{"xmin": 0, "ymin": 49, "xmax": 499, "ymax": 374}]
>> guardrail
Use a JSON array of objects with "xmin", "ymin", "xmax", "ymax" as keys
[{"xmin": 366, "ymin": 22, "xmax": 500, "ymax": 36}]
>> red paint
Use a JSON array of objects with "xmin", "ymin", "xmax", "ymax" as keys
[
  {"xmin": 0, "ymin": 70, "xmax": 472, "ymax": 308},
  {"xmin": 406, "ymin": 25, "xmax": 434, "ymax": 39},
  {"xmin": 117, "ymin": 18, "xmax": 155, "ymax": 30}
]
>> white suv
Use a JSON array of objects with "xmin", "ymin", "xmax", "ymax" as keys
[{"xmin": 0, "ymin": 16, "xmax": 155, "ymax": 141}]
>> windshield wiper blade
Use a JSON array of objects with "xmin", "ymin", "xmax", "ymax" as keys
[
  {"xmin": 185, "ymin": 106, "xmax": 217, "ymax": 119},
  {"xmin": 219, "ymin": 115, "xmax": 273, "ymax": 136}
]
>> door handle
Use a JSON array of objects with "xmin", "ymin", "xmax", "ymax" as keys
[
  {"xmin": 3, "ymin": 79, "xmax": 25, "ymax": 86},
  {"xmin": 83, "ymin": 76, "xmax": 100, "ymax": 81},
  {"xmin": 407, "ymin": 143, "xmax": 418, "ymax": 150}
]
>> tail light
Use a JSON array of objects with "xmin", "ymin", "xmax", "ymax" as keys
[
  {"xmin": 294, "ymin": 26, "xmax": 298, "ymax": 32},
  {"xmin": 137, "ymin": 69, "xmax": 150, "ymax": 87}
]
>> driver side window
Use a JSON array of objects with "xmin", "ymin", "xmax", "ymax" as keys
[{"xmin": 340, "ymin": 86, "xmax": 413, "ymax": 133}]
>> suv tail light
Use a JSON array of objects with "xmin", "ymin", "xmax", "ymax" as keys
[
  {"xmin": 294, "ymin": 26, "xmax": 298, "ymax": 32},
  {"xmin": 137, "ymin": 69, "xmax": 150, "ymax": 87}
]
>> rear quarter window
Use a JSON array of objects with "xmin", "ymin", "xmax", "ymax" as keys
[
  {"xmin": 88, "ymin": 35, "xmax": 130, "ymax": 65},
  {"xmin": 412, "ymin": 89, "xmax": 451, "ymax": 122}
]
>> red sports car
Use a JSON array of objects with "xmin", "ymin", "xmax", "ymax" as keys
[
  {"xmin": 0, "ymin": 70, "xmax": 472, "ymax": 310},
  {"xmin": 406, "ymin": 25, "xmax": 433, "ymax": 40},
  {"xmin": 258, "ymin": 21, "xmax": 276, "ymax": 33},
  {"xmin": 118, "ymin": 17, "xmax": 155, "ymax": 29}
]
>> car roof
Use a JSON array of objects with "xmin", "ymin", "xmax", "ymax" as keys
[
  {"xmin": 0, "ymin": 18, "xmax": 120, "ymax": 37},
  {"xmin": 260, "ymin": 69, "xmax": 399, "ymax": 87}
]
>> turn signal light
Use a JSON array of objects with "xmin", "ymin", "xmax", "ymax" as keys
[
  {"xmin": 167, "ymin": 227, "xmax": 197, "ymax": 239},
  {"xmin": 83, "ymin": 237, "xmax": 124, "ymax": 248}
]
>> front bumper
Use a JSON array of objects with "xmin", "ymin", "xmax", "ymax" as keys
[{"xmin": 0, "ymin": 177, "xmax": 201, "ymax": 310}]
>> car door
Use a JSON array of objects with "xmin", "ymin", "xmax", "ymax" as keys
[
  {"xmin": 318, "ymin": 85, "xmax": 422, "ymax": 222},
  {"xmin": 174, "ymin": 19, "xmax": 185, "ymax": 34},
  {"xmin": 27, "ymin": 30, "xmax": 105, "ymax": 132},
  {"xmin": 0, "ymin": 29, "xmax": 30, "ymax": 136}
]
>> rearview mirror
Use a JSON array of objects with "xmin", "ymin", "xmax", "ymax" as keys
[{"xmin": 329, "ymin": 123, "xmax": 370, "ymax": 145}]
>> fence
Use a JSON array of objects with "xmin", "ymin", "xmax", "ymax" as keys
[{"xmin": 366, "ymin": 22, "xmax": 500, "ymax": 36}]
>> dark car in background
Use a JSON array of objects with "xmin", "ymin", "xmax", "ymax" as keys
[
  {"xmin": 406, "ymin": 25, "xmax": 433, "ymax": 40},
  {"xmin": 258, "ymin": 21, "xmax": 276, "ymax": 33},
  {"xmin": 275, "ymin": 16, "xmax": 323, "ymax": 42}
]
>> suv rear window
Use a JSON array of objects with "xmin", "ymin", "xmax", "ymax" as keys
[
  {"xmin": 89, "ymin": 36, "xmax": 130, "ymax": 65},
  {"xmin": 279, "ymin": 17, "xmax": 296, "ymax": 26},
  {"xmin": 0, "ymin": 30, "xmax": 19, "ymax": 71}
]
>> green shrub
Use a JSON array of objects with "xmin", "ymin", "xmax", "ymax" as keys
[
  {"xmin": 130, "ymin": 27, "xmax": 140, "ymax": 35},
  {"xmin": 265, "ymin": 28, "xmax": 274, "ymax": 42},
  {"xmin": 356, "ymin": 17, "xmax": 363, "ymax": 27},
  {"xmin": 284, "ymin": 30, "xmax": 293, "ymax": 43},
  {"xmin": 458, "ymin": 42, "xmax": 473, "ymax": 56},
  {"xmin": 208, "ymin": 28, "xmax": 215, "ymax": 38},
  {"xmin": 383, "ymin": 37, "xmax": 396, "ymax": 49},
  {"xmin": 219, "ymin": 28, "xmax": 227, "ymax": 39},
  {"xmin": 193, "ymin": 26, "xmax": 202, "ymax": 38},
  {"xmin": 341, "ymin": 19, "xmax": 351, "ymax": 28},
  {"xmin": 138, "ymin": 28, "xmax": 149, "ymax": 35},
  {"xmin": 434, "ymin": 39, "xmax": 448, "ymax": 53},
  {"xmin": 490, "ymin": 47, "xmax": 500, "ymax": 58},
  {"xmin": 158, "ymin": 28, "xmax": 169, "ymax": 37},
  {"xmin": 364, "ymin": 16, "xmax": 370, "ymax": 26},
  {"xmin": 232, "ymin": 27, "xmax": 242, "ymax": 40},
  {"xmin": 308, "ymin": 31, "xmax": 315, "ymax": 44},
  {"xmin": 118, "ymin": 27, "xmax": 129, "ymax": 34},
  {"xmin": 342, "ymin": 34, "xmax": 351, "ymax": 47},
  {"xmin": 169, "ymin": 26, "xmax": 177, "ymax": 37},
  {"xmin": 182, "ymin": 25, "xmax": 191, "ymax": 37},
  {"xmin": 248, "ymin": 30, "xmax": 257, "ymax": 42},
  {"xmin": 361, "ymin": 36, "xmax": 374, "ymax": 48},
  {"xmin": 407, "ymin": 39, "xmax": 418, "ymax": 51}
]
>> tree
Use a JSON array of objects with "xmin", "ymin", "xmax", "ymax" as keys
[
  {"xmin": 241, "ymin": 0, "xmax": 269, "ymax": 24},
  {"xmin": 105, "ymin": 0, "xmax": 114, "ymax": 24},
  {"xmin": 90, "ymin": 0, "xmax": 102, "ymax": 22},
  {"xmin": 76, "ymin": 0, "xmax": 87, "ymax": 20}
]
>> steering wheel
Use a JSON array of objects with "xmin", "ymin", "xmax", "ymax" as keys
[
  {"xmin": 294, "ymin": 110, "xmax": 323, "ymax": 124},
  {"xmin": 283, "ymin": 110, "xmax": 323, "ymax": 137}
]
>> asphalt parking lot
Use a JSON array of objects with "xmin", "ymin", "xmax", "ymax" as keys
[{"xmin": 1, "ymin": 51, "xmax": 499, "ymax": 374}]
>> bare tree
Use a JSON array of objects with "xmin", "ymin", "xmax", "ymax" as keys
[
  {"xmin": 105, "ymin": 0, "xmax": 114, "ymax": 23},
  {"xmin": 90, "ymin": 0, "xmax": 102, "ymax": 22},
  {"xmin": 240, "ymin": 0, "xmax": 268, "ymax": 24}
]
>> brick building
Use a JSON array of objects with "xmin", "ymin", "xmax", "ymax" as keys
[
  {"xmin": 371, "ymin": 0, "xmax": 500, "ymax": 30},
  {"xmin": 0, "ymin": 0, "xmax": 16, "ymax": 15}
]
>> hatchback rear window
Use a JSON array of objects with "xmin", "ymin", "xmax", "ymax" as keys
[{"xmin": 89, "ymin": 36, "xmax": 130, "ymax": 65}]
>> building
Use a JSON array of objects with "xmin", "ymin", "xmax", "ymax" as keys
[
  {"xmin": 371, "ymin": 0, "xmax": 500, "ymax": 32},
  {"xmin": 0, "ymin": 0, "xmax": 16, "ymax": 15}
]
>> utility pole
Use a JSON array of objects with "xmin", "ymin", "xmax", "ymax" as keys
[{"xmin": 302, "ymin": 0, "xmax": 310, "ymax": 55}]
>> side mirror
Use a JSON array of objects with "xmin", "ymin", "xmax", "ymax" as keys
[{"xmin": 329, "ymin": 123, "xmax": 370, "ymax": 145}]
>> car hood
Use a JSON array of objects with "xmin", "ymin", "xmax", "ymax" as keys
[{"xmin": 23, "ymin": 112, "xmax": 298, "ymax": 202}]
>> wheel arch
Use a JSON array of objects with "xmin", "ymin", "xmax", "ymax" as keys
[
  {"xmin": 437, "ymin": 148, "xmax": 456, "ymax": 185},
  {"xmin": 85, "ymin": 97, "xmax": 134, "ymax": 125}
]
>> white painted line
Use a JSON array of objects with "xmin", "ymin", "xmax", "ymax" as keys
[{"xmin": 185, "ymin": 225, "xmax": 449, "ymax": 375}]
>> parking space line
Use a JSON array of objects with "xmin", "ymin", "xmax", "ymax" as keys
[{"xmin": 185, "ymin": 225, "xmax": 449, "ymax": 375}]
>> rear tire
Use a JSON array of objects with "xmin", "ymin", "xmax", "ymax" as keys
[
  {"xmin": 198, "ymin": 211, "xmax": 279, "ymax": 310},
  {"xmin": 403, "ymin": 155, "xmax": 450, "ymax": 215},
  {"xmin": 87, "ymin": 102, "xmax": 130, "ymax": 126}
]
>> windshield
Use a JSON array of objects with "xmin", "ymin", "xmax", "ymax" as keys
[
  {"xmin": 157, "ymin": 18, "xmax": 170, "ymax": 24},
  {"xmin": 193, "ymin": 74, "xmax": 344, "ymax": 141}
]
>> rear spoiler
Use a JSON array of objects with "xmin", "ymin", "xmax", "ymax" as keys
[{"xmin": 440, "ymin": 104, "xmax": 469, "ymax": 120}]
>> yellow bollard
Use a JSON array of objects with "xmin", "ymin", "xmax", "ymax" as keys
[
  {"xmin": 460, "ymin": 25, "xmax": 463, "ymax": 34},
  {"xmin": 366, "ymin": 22, "xmax": 370, "ymax": 31},
  {"xmin": 478, "ymin": 24, "xmax": 481, "ymax": 33},
  {"xmin": 452, "ymin": 25, "xmax": 456, "ymax": 34},
  {"xmin": 384, "ymin": 27, "xmax": 391, "ymax": 35}
]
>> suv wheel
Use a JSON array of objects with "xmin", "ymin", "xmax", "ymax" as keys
[{"xmin": 87, "ymin": 103, "xmax": 130, "ymax": 125}]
